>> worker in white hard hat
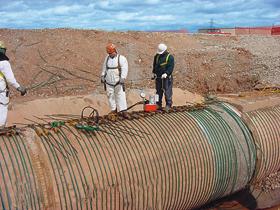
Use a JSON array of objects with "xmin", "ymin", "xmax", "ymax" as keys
[
  {"xmin": 0, "ymin": 41, "xmax": 27, "ymax": 128},
  {"xmin": 101, "ymin": 43, "xmax": 130, "ymax": 118},
  {"xmin": 152, "ymin": 43, "xmax": 175, "ymax": 112}
]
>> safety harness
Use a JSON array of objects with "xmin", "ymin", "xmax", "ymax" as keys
[
  {"xmin": 156, "ymin": 53, "xmax": 170, "ymax": 67},
  {"xmin": 155, "ymin": 53, "xmax": 172, "ymax": 80},
  {"xmin": 103, "ymin": 55, "xmax": 125, "ymax": 91},
  {"xmin": 105, "ymin": 54, "xmax": 121, "ymax": 73},
  {"xmin": 0, "ymin": 72, "xmax": 9, "ymax": 105},
  {"xmin": 0, "ymin": 53, "xmax": 10, "ymax": 105}
]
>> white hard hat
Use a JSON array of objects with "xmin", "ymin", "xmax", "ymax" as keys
[{"xmin": 157, "ymin": 43, "xmax": 167, "ymax": 54}]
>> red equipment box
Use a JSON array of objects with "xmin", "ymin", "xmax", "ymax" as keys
[{"xmin": 144, "ymin": 104, "xmax": 157, "ymax": 112}]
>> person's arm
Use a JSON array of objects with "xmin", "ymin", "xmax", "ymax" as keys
[
  {"xmin": 152, "ymin": 55, "xmax": 157, "ymax": 74},
  {"xmin": 100, "ymin": 56, "xmax": 108, "ymax": 83},
  {"xmin": 101, "ymin": 56, "xmax": 108, "ymax": 77},
  {"xmin": 0, "ymin": 61, "xmax": 20, "ymax": 89},
  {"xmin": 165, "ymin": 54, "xmax": 174, "ymax": 76},
  {"xmin": 120, "ymin": 55, "xmax": 128, "ymax": 79}
]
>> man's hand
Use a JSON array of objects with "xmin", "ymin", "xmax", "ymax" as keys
[
  {"xmin": 161, "ymin": 73, "xmax": 168, "ymax": 79},
  {"xmin": 101, "ymin": 76, "xmax": 105, "ymax": 83},
  {"xmin": 151, "ymin": 74, "xmax": 157, "ymax": 80},
  {"xmin": 17, "ymin": 86, "xmax": 27, "ymax": 96},
  {"xmin": 119, "ymin": 78, "xmax": 125, "ymax": 84}
]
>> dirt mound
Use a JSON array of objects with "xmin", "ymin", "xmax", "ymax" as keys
[{"xmin": 0, "ymin": 29, "xmax": 279, "ymax": 101}]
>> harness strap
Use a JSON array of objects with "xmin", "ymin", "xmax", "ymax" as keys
[
  {"xmin": 156, "ymin": 53, "xmax": 170, "ymax": 66},
  {"xmin": 160, "ymin": 54, "xmax": 170, "ymax": 66},
  {"xmin": 0, "ymin": 72, "xmax": 9, "ymax": 93},
  {"xmin": 105, "ymin": 81, "xmax": 125, "ymax": 91},
  {"xmin": 0, "ymin": 72, "xmax": 9, "ymax": 105},
  {"xmin": 103, "ymin": 55, "xmax": 125, "ymax": 92},
  {"xmin": 105, "ymin": 55, "xmax": 121, "ymax": 77},
  {"xmin": 0, "ymin": 101, "xmax": 9, "ymax": 105},
  {"xmin": 105, "ymin": 81, "xmax": 120, "ymax": 87}
]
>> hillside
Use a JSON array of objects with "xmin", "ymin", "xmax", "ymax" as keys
[{"xmin": 0, "ymin": 28, "xmax": 279, "ymax": 101}]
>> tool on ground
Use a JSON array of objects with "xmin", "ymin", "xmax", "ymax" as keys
[
  {"xmin": 126, "ymin": 90, "xmax": 159, "ymax": 112},
  {"xmin": 75, "ymin": 106, "xmax": 100, "ymax": 132},
  {"xmin": 143, "ymin": 91, "xmax": 159, "ymax": 112}
]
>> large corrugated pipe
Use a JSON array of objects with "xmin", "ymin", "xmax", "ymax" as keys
[
  {"xmin": 0, "ymin": 102, "xmax": 278, "ymax": 209},
  {"xmin": 242, "ymin": 105, "xmax": 280, "ymax": 183}
]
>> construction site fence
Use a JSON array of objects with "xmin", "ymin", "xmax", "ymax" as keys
[{"xmin": 199, "ymin": 26, "xmax": 280, "ymax": 36}]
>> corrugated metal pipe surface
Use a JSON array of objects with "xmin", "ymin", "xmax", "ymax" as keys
[
  {"xmin": 1, "ymin": 102, "xmax": 276, "ymax": 210},
  {"xmin": 243, "ymin": 105, "xmax": 280, "ymax": 183}
]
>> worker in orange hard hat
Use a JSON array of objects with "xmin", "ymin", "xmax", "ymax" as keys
[
  {"xmin": 0, "ymin": 41, "xmax": 27, "ymax": 128},
  {"xmin": 101, "ymin": 43, "xmax": 129, "ymax": 118},
  {"xmin": 106, "ymin": 43, "xmax": 117, "ymax": 54}
]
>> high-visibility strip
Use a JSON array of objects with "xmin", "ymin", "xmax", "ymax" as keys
[{"xmin": 156, "ymin": 53, "xmax": 170, "ymax": 66}]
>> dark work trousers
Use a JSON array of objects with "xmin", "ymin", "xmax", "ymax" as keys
[{"xmin": 155, "ymin": 76, "xmax": 173, "ymax": 107}]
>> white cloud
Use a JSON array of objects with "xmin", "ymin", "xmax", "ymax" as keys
[
  {"xmin": 46, "ymin": 5, "xmax": 83, "ymax": 15},
  {"xmin": 115, "ymin": 12, "xmax": 139, "ymax": 21},
  {"xmin": 0, "ymin": 0, "xmax": 279, "ymax": 31},
  {"xmin": 98, "ymin": 1, "xmax": 109, "ymax": 8},
  {"xmin": 139, "ymin": 15, "xmax": 175, "ymax": 21}
]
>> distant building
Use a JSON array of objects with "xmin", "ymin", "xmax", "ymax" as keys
[
  {"xmin": 235, "ymin": 26, "xmax": 272, "ymax": 35},
  {"xmin": 198, "ymin": 28, "xmax": 232, "ymax": 35},
  {"xmin": 198, "ymin": 26, "xmax": 280, "ymax": 36},
  {"xmin": 271, "ymin": 26, "xmax": 280, "ymax": 35}
]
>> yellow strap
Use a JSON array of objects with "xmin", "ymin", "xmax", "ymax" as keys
[
  {"xmin": 160, "ymin": 54, "xmax": 170, "ymax": 66},
  {"xmin": 0, "ymin": 72, "xmax": 8, "ymax": 91}
]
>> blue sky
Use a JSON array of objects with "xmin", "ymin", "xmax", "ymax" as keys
[{"xmin": 0, "ymin": 0, "xmax": 279, "ymax": 32}]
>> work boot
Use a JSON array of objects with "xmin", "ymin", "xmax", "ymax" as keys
[
  {"xmin": 156, "ymin": 104, "xmax": 163, "ymax": 111},
  {"xmin": 165, "ymin": 105, "xmax": 171, "ymax": 112},
  {"xmin": 108, "ymin": 109, "xmax": 117, "ymax": 115},
  {"xmin": 120, "ymin": 111, "xmax": 131, "ymax": 120},
  {"xmin": 107, "ymin": 109, "xmax": 117, "ymax": 121}
]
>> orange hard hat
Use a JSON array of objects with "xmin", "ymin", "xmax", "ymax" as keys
[{"xmin": 106, "ymin": 43, "xmax": 116, "ymax": 54}]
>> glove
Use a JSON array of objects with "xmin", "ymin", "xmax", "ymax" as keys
[
  {"xmin": 151, "ymin": 73, "xmax": 157, "ymax": 80},
  {"xmin": 119, "ymin": 78, "xmax": 125, "ymax": 84},
  {"xmin": 17, "ymin": 86, "xmax": 27, "ymax": 96},
  {"xmin": 161, "ymin": 73, "xmax": 168, "ymax": 79},
  {"xmin": 101, "ymin": 75, "xmax": 105, "ymax": 83}
]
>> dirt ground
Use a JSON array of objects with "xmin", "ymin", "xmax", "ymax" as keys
[
  {"xmin": 7, "ymin": 88, "xmax": 204, "ymax": 125},
  {"xmin": 0, "ymin": 29, "xmax": 280, "ymax": 209},
  {"xmin": 0, "ymin": 28, "xmax": 279, "ymax": 102},
  {"xmin": 0, "ymin": 28, "xmax": 279, "ymax": 121}
]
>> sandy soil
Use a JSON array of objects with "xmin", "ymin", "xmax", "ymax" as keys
[
  {"xmin": 1, "ymin": 28, "xmax": 279, "ymax": 124},
  {"xmin": 0, "ymin": 29, "xmax": 279, "ymax": 102},
  {"xmin": 7, "ymin": 88, "xmax": 204, "ymax": 126}
]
